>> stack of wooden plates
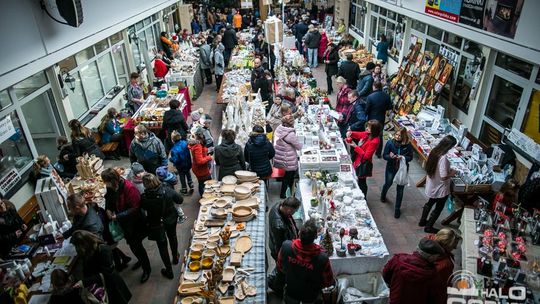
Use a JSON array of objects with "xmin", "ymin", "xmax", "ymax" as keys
[
  {"xmin": 234, "ymin": 186, "xmax": 251, "ymax": 200},
  {"xmin": 235, "ymin": 171, "xmax": 259, "ymax": 183},
  {"xmin": 210, "ymin": 207, "xmax": 227, "ymax": 219},
  {"xmin": 239, "ymin": 182, "xmax": 260, "ymax": 194},
  {"xmin": 220, "ymin": 184, "xmax": 236, "ymax": 195},
  {"xmin": 232, "ymin": 206, "xmax": 256, "ymax": 222},
  {"xmin": 222, "ymin": 175, "xmax": 237, "ymax": 185},
  {"xmin": 234, "ymin": 197, "xmax": 260, "ymax": 209}
]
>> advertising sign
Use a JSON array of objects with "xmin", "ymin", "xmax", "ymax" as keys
[
  {"xmin": 425, "ymin": 0, "xmax": 525, "ymax": 38},
  {"xmin": 425, "ymin": 0, "xmax": 463, "ymax": 22}
]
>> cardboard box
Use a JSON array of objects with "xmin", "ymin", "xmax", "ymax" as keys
[{"xmin": 264, "ymin": 17, "xmax": 283, "ymax": 44}]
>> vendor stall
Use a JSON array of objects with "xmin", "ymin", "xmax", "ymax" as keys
[
  {"xmin": 166, "ymin": 41, "xmax": 203, "ymax": 99},
  {"xmin": 459, "ymin": 207, "xmax": 540, "ymax": 300},
  {"xmin": 294, "ymin": 104, "xmax": 390, "ymax": 275},
  {"xmin": 175, "ymin": 173, "xmax": 267, "ymax": 304}
]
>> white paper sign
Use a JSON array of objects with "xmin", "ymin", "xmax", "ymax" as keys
[{"xmin": 0, "ymin": 115, "xmax": 16, "ymax": 144}]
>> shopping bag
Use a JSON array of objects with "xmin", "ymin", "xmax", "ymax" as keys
[
  {"xmin": 393, "ymin": 156, "xmax": 409, "ymax": 186},
  {"xmin": 108, "ymin": 220, "xmax": 124, "ymax": 243},
  {"xmin": 446, "ymin": 196, "xmax": 455, "ymax": 213}
]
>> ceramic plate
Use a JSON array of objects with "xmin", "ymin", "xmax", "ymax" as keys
[{"xmin": 222, "ymin": 175, "xmax": 237, "ymax": 185}]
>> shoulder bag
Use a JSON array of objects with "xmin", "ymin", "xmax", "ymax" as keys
[{"xmin": 355, "ymin": 142, "xmax": 373, "ymax": 178}]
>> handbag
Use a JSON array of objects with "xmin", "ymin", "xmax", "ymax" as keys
[
  {"xmin": 355, "ymin": 154, "xmax": 373, "ymax": 178},
  {"xmin": 80, "ymin": 274, "xmax": 108, "ymax": 304},
  {"xmin": 147, "ymin": 190, "xmax": 168, "ymax": 242},
  {"xmin": 108, "ymin": 220, "xmax": 124, "ymax": 243}
]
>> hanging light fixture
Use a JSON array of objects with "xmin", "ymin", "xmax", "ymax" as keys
[{"xmin": 58, "ymin": 68, "xmax": 76, "ymax": 92}]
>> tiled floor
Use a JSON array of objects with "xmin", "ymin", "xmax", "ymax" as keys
[{"xmin": 110, "ymin": 65, "xmax": 457, "ymax": 303}]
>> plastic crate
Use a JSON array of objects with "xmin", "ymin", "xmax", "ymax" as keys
[{"xmin": 337, "ymin": 272, "xmax": 389, "ymax": 304}]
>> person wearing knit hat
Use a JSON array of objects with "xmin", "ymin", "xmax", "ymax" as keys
[
  {"xmin": 190, "ymin": 108, "xmax": 203, "ymax": 123},
  {"xmin": 127, "ymin": 162, "xmax": 146, "ymax": 194},
  {"xmin": 382, "ymin": 238, "xmax": 442, "ymax": 304}
]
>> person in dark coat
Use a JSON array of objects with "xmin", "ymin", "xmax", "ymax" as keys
[
  {"xmin": 293, "ymin": 19, "xmax": 309, "ymax": 55},
  {"xmin": 303, "ymin": 25, "xmax": 322, "ymax": 68},
  {"xmin": 68, "ymin": 119, "xmax": 105, "ymax": 159},
  {"xmin": 344, "ymin": 90, "xmax": 368, "ymax": 132},
  {"xmin": 357, "ymin": 62, "xmax": 376, "ymax": 99},
  {"xmin": 56, "ymin": 136, "xmax": 78, "ymax": 179},
  {"xmin": 62, "ymin": 193, "xmax": 104, "ymax": 239},
  {"xmin": 162, "ymin": 99, "xmax": 189, "ymax": 152},
  {"xmin": 337, "ymin": 53, "xmax": 361, "ymax": 89},
  {"xmin": 70, "ymin": 230, "xmax": 132, "ymax": 304},
  {"xmin": 214, "ymin": 129, "xmax": 246, "ymax": 181},
  {"xmin": 0, "ymin": 198, "xmax": 26, "ymax": 258},
  {"xmin": 268, "ymin": 197, "xmax": 301, "ymax": 296},
  {"xmin": 244, "ymin": 125, "xmax": 275, "ymax": 178},
  {"xmin": 366, "ymin": 81, "xmax": 393, "ymax": 158},
  {"xmin": 323, "ymin": 42, "xmax": 339, "ymax": 94},
  {"xmin": 140, "ymin": 174, "xmax": 183, "ymax": 280},
  {"xmin": 222, "ymin": 25, "xmax": 238, "ymax": 66},
  {"xmin": 101, "ymin": 168, "xmax": 151, "ymax": 283},
  {"xmin": 277, "ymin": 219, "xmax": 335, "ymax": 303},
  {"xmin": 169, "ymin": 131, "xmax": 194, "ymax": 195},
  {"xmin": 380, "ymin": 128, "xmax": 413, "ymax": 218},
  {"xmin": 129, "ymin": 125, "xmax": 168, "ymax": 175},
  {"xmin": 382, "ymin": 238, "xmax": 443, "ymax": 304}
]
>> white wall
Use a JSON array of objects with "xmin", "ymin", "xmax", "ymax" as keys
[
  {"xmin": 367, "ymin": 0, "xmax": 540, "ymax": 64},
  {"xmin": 0, "ymin": 0, "xmax": 179, "ymax": 90}
]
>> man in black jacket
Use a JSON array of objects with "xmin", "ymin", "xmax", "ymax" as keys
[
  {"xmin": 337, "ymin": 53, "xmax": 361, "ymax": 88},
  {"xmin": 222, "ymin": 25, "xmax": 238, "ymax": 66},
  {"xmin": 303, "ymin": 25, "xmax": 321, "ymax": 68},
  {"xmin": 366, "ymin": 81, "xmax": 393, "ymax": 158},
  {"xmin": 293, "ymin": 18, "xmax": 309, "ymax": 55},
  {"xmin": 62, "ymin": 193, "xmax": 104, "ymax": 239},
  {"xmin": 268, "ymin": 197, "xmax": 301, "ymax": 296},
  {"xmin": 323, "ymin": 42, "xmax": 339, "ymax": 94}
]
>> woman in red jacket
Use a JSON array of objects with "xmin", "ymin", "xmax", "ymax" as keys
[
  {"xmin": 188, "ymin": 130, "xmax": 213, "ymax": 195},
  {"xmin": 346, "ymin": 119, "xmax": 382, "ymax": 196},
  {"xmin": 101, "ymin": 168, "xmax": 151, "ymax": 283},
  {"xmin": 429, "ymin": 228, "xmax": 461, "ymax": 304}
]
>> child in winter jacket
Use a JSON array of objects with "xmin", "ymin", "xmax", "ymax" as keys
[
  {"xmin": 188, "ymin": 130, "xmax": 213, "ymax": 195},
  {"xmin": 169, "ymin": 130, "xmax": 194, "ymax": 195}
]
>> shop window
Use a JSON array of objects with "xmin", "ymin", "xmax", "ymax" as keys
[
  {"xmin": 452, "ymin": 57, "xmax": 476, "ymax": 114},
  {"xmin": 97, "ymin": 54, "xmax": 117, "ymax": 93},
  {"xmin": 370, "ymin": 16, "xmax": 377, "ymax": 41},
  {"xmin": 0, "ymin": 112, "xmax": 33, "ymax": 180},
  {"xmin": 135, "ymin": 21, "xmax": 144, "ymax": 31},
  {"xmin": 377, "ymin": 18, "xmax": 386, "ymax": 39},
  {"xmin": 495, "ymin": 53, "xmax": 533, "ymax": 79},
  {"xmin": 95, "ymin": 38, "xmax": 109, "ymax": 54},
  {"xmin": 12, "ymin": 72, "xmax": 48, "ymax": 100},
  {"xmin": 387, "ymin": 11, "xmax": 396, "ymax": 20},
  {"xmin": 443, "ymin": 32, "xmax": 462, "ymax": 49},
  {"xmin": 479, "ymin": 121, "xmax": 502, "ymax": 147},
  {"xmin": 521, "ymin": 89, "xmax": 540, "ymax": 144},
  {"xmin": 411, "ymin": 20, "xmax": 426, "ymax": 33},
  {"xmin": 425, "ymin": 39, "xmax": 440, "ymax": 56},
  {"xmin": 58, "ymin": 56, "xmax": 77, "ymax": 71},
  {"xmin": 145, "ymin": 28, "xmax": 156, "ymax": 51},
  {"xmin": 110, "ymin": 32, "xmax": 123, "ymax": 45},
  {"xmin": 143, "ymin": 17, "xmax": 151, "ymax": 26},
  {"xmin": 379, "ymin": 7, "xmax": 387, "ymax": 16},
  {"xmin": 69, "ymin": 72, "xmax": 89, "ymax": 118},
  {"xmin": 131, "ymin": 42, "xmax": 142, "ymax": 69},
  {"xmin": 112, "ymin": 46, "xmax": 127, "ymax": 79},
  {"xmin": 0, "ymin": 90, "xmax": 12, "ymax": 111},
  {"xmin": 21, "ymin": 90, "xmax": 62, "ymax": 158},
  {"xmin": 76, "ymin": 47, "xmax": 95, "ymax": 64},
  {"xmin": 463, "ymin": 40, "xmax": 483, "ymax": 58},
  {"xmin": 485, "ymin": 75, "xmax": 523, "ymax": 129},
  {"xmin": 80, "ymin": 62, "xmax": 104, "ymax": 106},
  {"xmin": 427, "ymin": 26, "xmax": 443, "ymax": 40}
]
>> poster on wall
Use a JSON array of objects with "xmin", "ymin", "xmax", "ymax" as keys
[
  {"xmin": 481, "ymin": 0, "xmax": 524, "ymax": 38},
  {"xmin": 425, "ymin": 0, "xmax": 463, "ymax": 22},
  {"xmin": 425, "ymin": 0, "xmax": 525, "ymax": 39}
]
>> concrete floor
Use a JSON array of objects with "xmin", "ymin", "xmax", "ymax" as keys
[{"xmin": 106, "ymin": 65, "xmax": 457, "ymax": 303}]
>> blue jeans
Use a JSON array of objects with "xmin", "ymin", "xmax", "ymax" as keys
[
  {"xmin": 307, "ymin": 48, "xmax": 318, "ymax": 68},
  {"xmin": 381, "ymin": 167, "xmax": 405, "ymax": 212}
]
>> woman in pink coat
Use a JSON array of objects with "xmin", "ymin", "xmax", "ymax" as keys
[
  {"xmin": 318, "ymin": 30, "xmax": 329, "ymax": 60},
  {"xmin": 273, "ymin": 109, "xmax": 303, "ymax": 199}
]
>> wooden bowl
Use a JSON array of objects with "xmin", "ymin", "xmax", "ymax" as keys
[
  {"xmin": 211, "ymin": 207, "xmax": 227, "ymax": 219},
  {"xmin": 203, "ymin": 249, "xmax": 216, "ymax": 258},
  {"xmin": 222, "ymin": 175, "xmax": 237, "ymax": 185},
  {"xmin": 232, "ymin": 206, "xmax": 252, "ymax": 218},
  {"xmin": 190, "ymin": 243, "xmax": 204, "ymax": 252},
  {"xmin": 188, "ymin": 261, "xmax": 201, "ymax": 272},
  {"xmin": 206, "ymin": 242, "xmax": 218, "ymax": 250},
  {"xmin": 189, "ymin": 250, "xmax": 202, "ymax": 260},
  {"xmin": 201, "ymin": 257, "xmax": 214, "ymax": 269},
  {"xmin": 214, "ymin": 199, "xmax": 231, "ymax": 209}
]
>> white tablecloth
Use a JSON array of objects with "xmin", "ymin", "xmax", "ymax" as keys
[{"xmin": 296, "ymin": 178, "xmax": 389, "ymax": 275}]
